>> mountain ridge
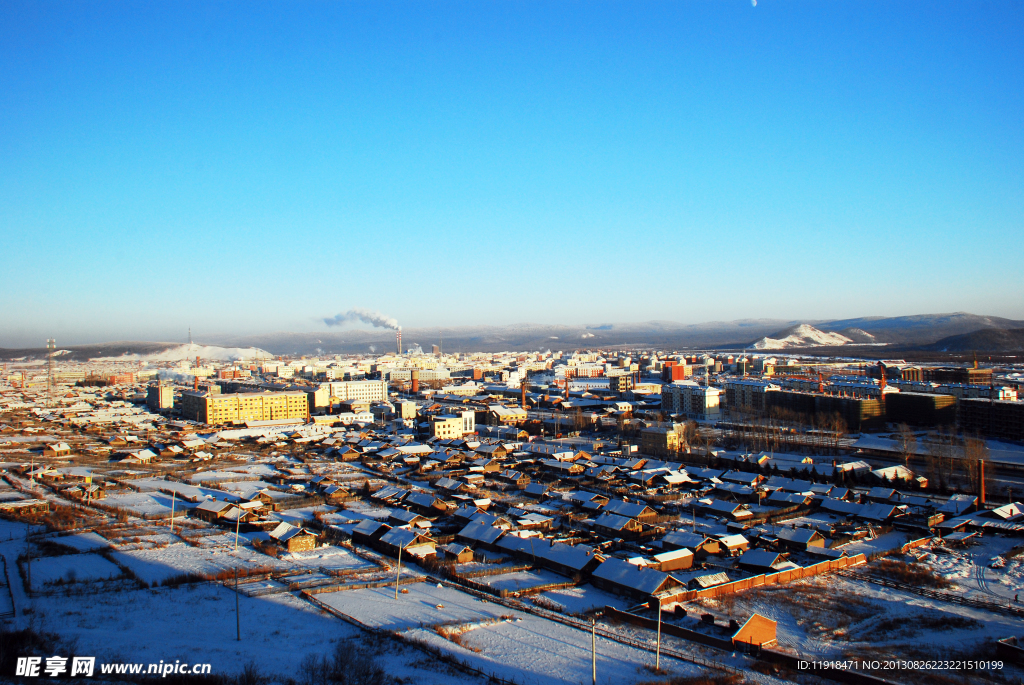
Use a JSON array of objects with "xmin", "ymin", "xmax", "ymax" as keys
[{"xmin": 3, "ymin": 312, "xmax": 1022, "ymax": 359}]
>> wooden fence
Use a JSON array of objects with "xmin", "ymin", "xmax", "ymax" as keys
[
  {"xmin": 658, "ymin": 554, "xmax": 868, "ymax": 605},
  {"xmin": 605, "ymin": 606, "xmax": 901, "ymax": 685}
]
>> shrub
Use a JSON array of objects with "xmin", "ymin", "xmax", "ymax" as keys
[{"xmin": 872, "ymin": 559, "xmax": 951, "ymax": 589}]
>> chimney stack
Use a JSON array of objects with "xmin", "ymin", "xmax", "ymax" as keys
[
  {"xmin": 411, "ymin": 369, "xmax": 419, "ymax": 394},
  {"xmin": 397, "ymin": 328, "xmax": 402, "ymax": 356}
]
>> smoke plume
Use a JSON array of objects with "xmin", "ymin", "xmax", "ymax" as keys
[{"xmin": 324, "ymin": 308, "xmax": 400, "ymax": 330}]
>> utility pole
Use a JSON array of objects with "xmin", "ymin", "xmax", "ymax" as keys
[
  {"xmin": 655, "ymin": 601, "xmax": 662, "ymax": 672},
  {"xmin": 395, "ymin": 545, "xmax": 403, "ymax": 599},
  {"xmin": 235, "ymin": 567, "xmax": 240, "ymax": 641},
  {"xmin": 25, "ymin": 525, "xmax": 31, "ymax": 597},
  {"xmin": 169, "ymin": 491, "xmax": 176, "ymax": 535},
  {"xmin": 234, "ymin": 507, "xmax": 241, "ymax": 551},
  {"xmin": 591, "ymin": 617, "xmax": 597, "ymax": 685}
]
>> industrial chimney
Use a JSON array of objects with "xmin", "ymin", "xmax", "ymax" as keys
[
  {"xmin": 397, "ymin": 327, "xmax": 402, "ymax": 356},
  {"xmin": 411, "ymin": 369, "xmax": 419, "ymax": 394}
]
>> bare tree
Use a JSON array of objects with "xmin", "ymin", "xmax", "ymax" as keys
[
  {"xmin": 963, "ymin": 436, "xmax": 991, "ymax": 496},
  {"xmin": 896, "ymin": 423, "xmax": 917, "ymax": 470}
]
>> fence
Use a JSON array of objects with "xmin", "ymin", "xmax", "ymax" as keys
[
  {"xmin": 0, "ymin": 557, "xmax": 14, "ymax": 619},
  {"xmin": 301, "ymin": 591, "xmax": 524, "ymax": 685},
  {"xmin": 658, "ymin": 554, "xmax": 868, "ymax": 605},
  {"xmin": 835, "ymin": 569, "xmax": 1024, "ymax": 618},
  {"xmin": 604, "ymin": 606, "xmax": 901, "ymax": 685}
]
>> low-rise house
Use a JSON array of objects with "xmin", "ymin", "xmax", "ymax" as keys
[
  {"xmin": 602, "ymin": 499, "xmax": 658, "ymax": 522},
  {"xmin": 687, "ymin": 571, "xmax": 730, "ymax": 590},
  {"xmin": 776, "ymin": 527, "xmax": 826, "ymax": 551},
  {"xmin": 716, "ymin": 534, "xmax": 750, "ymax": 556},
  {"xmin": 43, "ymin": 442, "xmax": 72, "ymax": 457},
  {"xmin": 732, "ymin": 614, "xmax": 778, "ymax": 650},
  {"xmin": 591, "ymin": 557, "xmax": 683, "ymax": 600},
  {"xmin": 388, "ymin": 509, "xmax": 432, "ymax": 529},
  {"xmin": 738, "ymin": 549, "xmax": 788, "ymax": 573},
  {"xmin": 593, "ymin": 512, "xmax": 643, "ymax": 538},
  {"xmin": 377, "ymin": 527, "xmax": 436, "ymax": 560},
  {"xmin": 661, "ymin": 531, "xmax": 721, "ymax": 558},
  {"xmin": 193, "ymin": 499, "xmax": 235, "ymax": 523},
  {"xmin": 351, "ymin": 519, "xmax": 390, "ymax": 546},
  {"xmin": 269, "ymin": 522, "xmax": 319, "ymax": 553},
  {"xmin": 440, "ymin": 543, "xmax": 474, "ymax": 563},
  {"xmin": 404, "ymin": 491, "xmax": 449, "ymax": 516},
  {"xmin": 651, "ymin": 548, "xmax": 694, "ymax": 572},
  {"xmin": 455, "ymin": 520, "xmax": 506, "ymax": 550}
]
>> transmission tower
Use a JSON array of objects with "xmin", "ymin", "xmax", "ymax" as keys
[{"xmin": 46, "ymin": 338, "xmax": 56, "ymax": 407}]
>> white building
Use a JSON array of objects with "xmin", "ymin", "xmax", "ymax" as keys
[{"xmin": 661, "ymin": 381, "xmax": 722, "ymax": 419}]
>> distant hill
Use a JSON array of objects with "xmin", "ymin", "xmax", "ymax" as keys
[
  {"xmin": 920, "ymin": 328, "xmax": 1024, "ymax": 352},
  {"xmin": 749, "ymin": 324, "xmax": 854, "ymax": 350},
  {"xmin": 816, "ymin": 313, "xmax": 1024, "ymax": 345},
  {"xmin": 5, "ymin": 312, "xmax": 1022, "ymax": 358},
  {"xmin": 0, "ymin": 341, "xmax": 272, "ymax": 363}
]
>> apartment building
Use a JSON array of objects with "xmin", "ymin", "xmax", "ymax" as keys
[
  {"xmin": 181, "ymin": 390, "xmax": 308, "ymax": 425},
  {"xmin": 661, "ymin": 381, "xmax": 722, "ymax": 419},
  {"xmin": 309, "ymin": 380, "xmax": 389, "ymax": 410},
  {"xmin": 724, "ymin": 379, "xmax": 780, "ymax": 414},
  {"xmin": 146, "ymin": 384, "xmax": 174, "ymax": 412}
]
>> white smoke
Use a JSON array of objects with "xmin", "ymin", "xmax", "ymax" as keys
[
  {"xmin": 406, "ymin": 344, "xmax": 424, "ymax": 355},
  {"xmin": 157, "ymin": 370, "xmax": 197, "ymax": 382},
  {"xmin": 323, "ymin": 308, "xmax": 399, "ymax": 330},
  {"xmin": 368, "ymin": 345, "xmax": 376, "ymax": 353}
]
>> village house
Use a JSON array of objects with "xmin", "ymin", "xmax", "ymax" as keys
[
  {"xmin": 269, "ymin": 522, "xmax": 319, "ymax": 553},
  {"xmin": 591, "ymin": 557, "xmax": 683, "ymax": 601}
]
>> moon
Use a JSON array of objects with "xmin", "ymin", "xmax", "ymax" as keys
[{"xmin": 751, "ymin": 0, "xmax": 757, "ymax": 5}]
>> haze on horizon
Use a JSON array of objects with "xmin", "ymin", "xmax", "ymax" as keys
[{"xmin": 2, "ymin": 1, "xmax": 1022, "ymax": 348}]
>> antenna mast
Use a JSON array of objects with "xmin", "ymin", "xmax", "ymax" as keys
[{"xmin": 46, "ymin": 339, "xmax": 56, "ymax": 407}]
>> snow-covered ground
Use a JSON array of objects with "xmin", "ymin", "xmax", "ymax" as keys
[
  {"xmin": 315, "ymin": 582, "xmax": 703, "ymax": 685},
  {"xmin": 28, "ymin": 582, "xmax": 479, "ymax": 684},
  {"xmin": 102, "ymin": 492, "xmax": 177, "ymax": 517},
  {"xmin": 913, "ymin": 538, "xmax": 1024, "ymax": 601},
  {"xmin": 479, "ymin": 569, "xmax": 565, "ymax": 593},
  {"xmin": 49, "ymin": 531, "xmax": 110, "ymax": 552},
  {"xmin": 29, "ymin": 553, "xmax": 123, "ymax": 586},
  {"xmin": 283, "ymin": 546, "xmax": 377, "ymax": 573},
  {"xmin": 533, "ymin": 584, "xmax": 633, "ymax": 614},
  {"xmin": 111, "ymin": 543, "xmax": 288, "ymax": 585},
  {"xmin": 686, "ymin": 572, "xmax": 1022, "ymax": 663}
]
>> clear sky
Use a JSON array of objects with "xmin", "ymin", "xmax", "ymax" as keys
[{"xmin": 2, "ymin": 1, "xmax": 1022, "ymax": 346}]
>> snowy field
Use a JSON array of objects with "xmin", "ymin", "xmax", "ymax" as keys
[
  {"xmin": 102, "ymin": 492, "xmax": 177, "ymax": 517},
  {"xmin": 133, "ymin": 478, "xmax": 233, "ymax": 502},
  {"xmin": 284, "ymin": 546, "xmax": 377, "ymax": 573},
  {"xmin": 686, "ymin": 572, "xmax": 1023, "ymax": 663},
  {"xmin": 533, "ymin": 584, "xmax": 633, "ymax": 614},
  {"xmin": 913, "ymin": 538, "xmax": 1024, "ymax": 601},
  {"xmin": 479, "ymin": 569, "xmax": 567, "ymax": 593},
  {"xmin": 27, "ymin": 581, "xmax": 486, "ymax": 684},
  {"xmin": 49, "ymin": 531, "xmax": 110, "ymax": 552},
  {"xmin": 315, "ymin": 582, "xmax": 702, "ymax": 685},
  {"xmin": 30, "ymin": 553, "xmax": 123, "ymax": 585},
  {"xmin": 111, "ymin": 543, "xmax": 289, "ymax": 585}
]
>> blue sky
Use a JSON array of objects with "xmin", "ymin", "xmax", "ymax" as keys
[{"xmin": 2, "ymin": 1, "xmax": 1022, "ymax": 346}]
